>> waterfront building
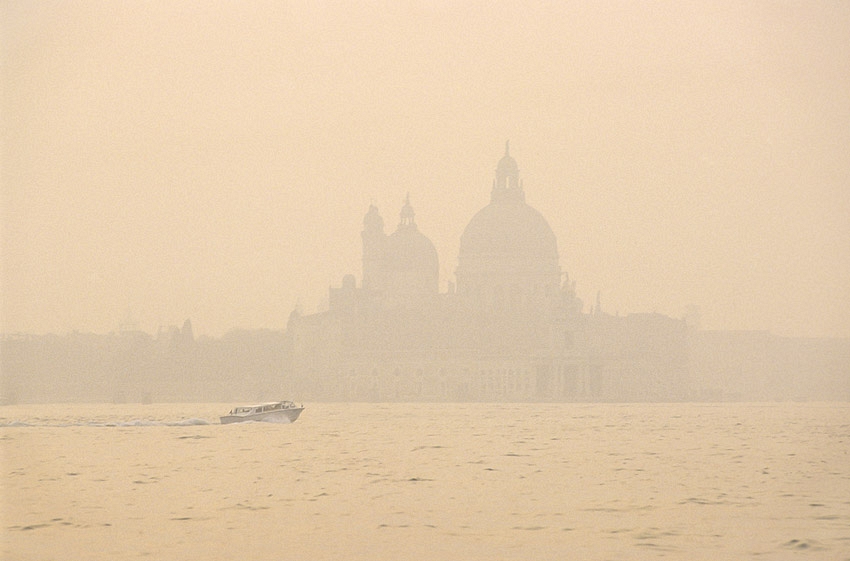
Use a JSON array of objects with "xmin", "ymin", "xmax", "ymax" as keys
[{"xmin": 283, "ymin": 144, "xmax": 690, "ymax": 401}]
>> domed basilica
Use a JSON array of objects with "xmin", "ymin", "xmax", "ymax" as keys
[{"xmin": 284, "ymin": 144, "xmax": 690, "ymax": 401}]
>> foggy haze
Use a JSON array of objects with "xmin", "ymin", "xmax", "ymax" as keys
[{"xmin": 2, "ymin": 2, "xmax": 849, "ymax": 339}]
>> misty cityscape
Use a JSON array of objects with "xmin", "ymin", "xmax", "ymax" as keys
[
  {"xmin": 3, "ymin": 146, "xmax": 847, "ymax": 404},
  {"xmin": 4, "ymin": 5, "xmax": 850, "ymax": 561}
]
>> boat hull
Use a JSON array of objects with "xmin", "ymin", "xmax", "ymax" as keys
[{"xmin": 220, "ymin": 407, "xmax": 303, "ymax": 424}]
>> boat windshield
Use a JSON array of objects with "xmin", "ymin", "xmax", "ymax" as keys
[{"xmin": 228, "ymin": 401, "xmax": 300, "ymax": 415}]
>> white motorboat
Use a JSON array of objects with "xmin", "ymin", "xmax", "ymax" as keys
[{"xmin": 220, "ymin": 401, "xmax": 304, "ymax": 424}]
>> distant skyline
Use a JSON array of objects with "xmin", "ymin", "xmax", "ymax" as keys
[{"xmin": 2, "ymin": 1, "xmax": 849, "ymax": 338}]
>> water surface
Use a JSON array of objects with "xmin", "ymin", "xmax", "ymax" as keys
[{"xmin": 2, "ymin": 402, "xmax": 848, "ymax": 560}]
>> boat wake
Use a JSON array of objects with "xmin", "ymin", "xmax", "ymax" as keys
[{"xmin": 0, "ymin": 418, "xmax": 212, "ymax": 428}]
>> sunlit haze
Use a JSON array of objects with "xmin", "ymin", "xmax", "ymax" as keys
[{"xmin": 2, "ymin": 1, "xmax": 849, "ymax": 338}]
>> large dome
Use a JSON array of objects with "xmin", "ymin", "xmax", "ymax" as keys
[
  {"xmin": 455, "ymin": 144, "xmax": 562, "ymax": 313},
  {"xmin": 459, "ymin": 142, "xmax": 559, "ymax": 261},
  {"xmin": 459, "ymin": 198, "xmax": 559, "ymax": 260}
]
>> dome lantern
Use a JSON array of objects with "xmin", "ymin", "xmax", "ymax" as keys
[
  {"xmin": 491, "ymin": 140, "xmax": 525, "ymax": 203},
  {"xmin": 399, "ymin": 193, "xmax": 415, "ymax": 228}
]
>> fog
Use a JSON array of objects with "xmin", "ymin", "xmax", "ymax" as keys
[{"xmin": 2, "ymin": 1, "xmax": 849, "ymax": 339}]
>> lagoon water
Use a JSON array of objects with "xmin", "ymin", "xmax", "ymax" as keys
[{"xmin": 2, "ymin": 402, "xmax": 849, "ymax": 560}]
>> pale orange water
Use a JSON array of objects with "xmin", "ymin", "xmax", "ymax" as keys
[{"xmin": 2, "ymin": 403, "xmax": 849, "ymax": 560}]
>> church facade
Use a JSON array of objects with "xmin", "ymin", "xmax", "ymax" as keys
[{"xmin": 283, "ymin": 144, "xmax": 690, "ymax": 402}]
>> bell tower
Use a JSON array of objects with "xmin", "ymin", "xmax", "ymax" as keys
[{"xmin": 361, "ymin": 204, "xmax": 386, "ymax": 291}]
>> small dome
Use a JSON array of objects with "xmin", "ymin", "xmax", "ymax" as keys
[
  {"xmin": 386, "ymin": 224, "xmax": 439, "ymax": 271},
  {"xmin": 459, "ymin": 198, "xmax": 558, "ymax": 260}
]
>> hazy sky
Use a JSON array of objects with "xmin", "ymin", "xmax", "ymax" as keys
[{"xmin": 2, "ymin": 1, "xmax": 849, "ymax": 338}]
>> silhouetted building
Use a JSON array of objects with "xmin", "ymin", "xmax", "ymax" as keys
[
  {"xmin": 2, "ymin": 147, "xmax": 847, "ymax": 403},
  {"xmin": 284, "ymin": 144, "xmax": 691, "ymax": 401}
]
